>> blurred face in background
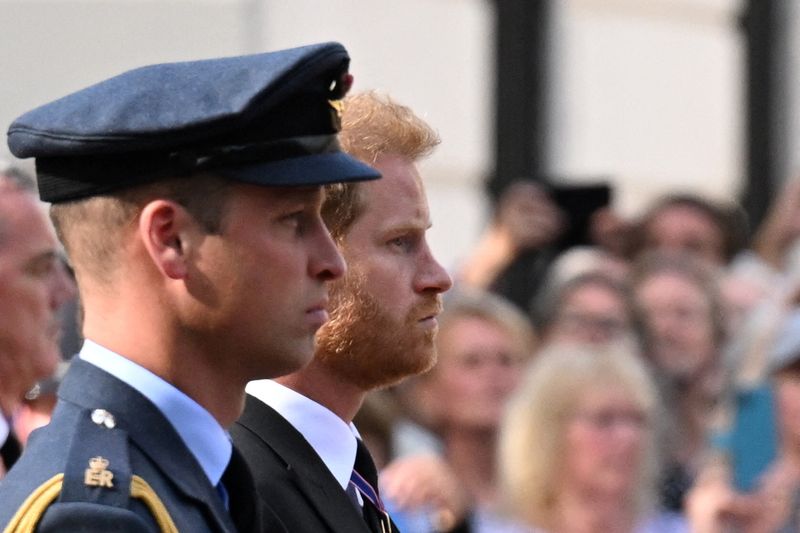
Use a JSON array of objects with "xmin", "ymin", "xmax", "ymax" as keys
[
  {"xmin": 641, "ymin": 204, "xmax": 726, "ymax": 266},
  {"xmin": 634, "ymin": 271, "xmax": 716, "ymax": 382},
  {"xmin": 0, "ymin": 189, "xmax": 74, "ymax": 412},
  {"xmin": 430, "ymin": 315, "xmax": 527, "ymax": 433},
  {"xmin": 562, "ymin": 386, "xmax": 649, "ymax": 497},
  {"xmin": 546, "ymin": 281, "xmax": 630, "ymax": 345},
  {"xmin": 774, "ymin": 364, "xmax": 800, "ymax": 448}
]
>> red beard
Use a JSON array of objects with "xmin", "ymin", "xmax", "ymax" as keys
[{"xmin": 314, "ymin": 272, "xmax": 441, "ymax": 390}]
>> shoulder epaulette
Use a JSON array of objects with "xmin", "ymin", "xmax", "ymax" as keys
[{"xmin": 3, "ymin": 409, "xmax": 177, "ymax": 533}]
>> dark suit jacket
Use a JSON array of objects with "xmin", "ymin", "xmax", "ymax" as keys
[
  {"xmin": 232, "ymin": 394, "xmax": 383, "ymax": 533},
  {"xmin": 0, "ymin": 359, "xmax": 278, "ymax": 532}
]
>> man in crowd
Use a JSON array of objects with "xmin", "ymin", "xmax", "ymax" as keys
[
  {"xmin": 0, "ymin": 42, "xmax": 379, "ymax": 532},
  {"xmin": 0, "ymin": 165, "xmax": 74, "ymax": 477},
  {"xmin": 232, "ymin": 92, "xmax": 453, "ymax": 532}
]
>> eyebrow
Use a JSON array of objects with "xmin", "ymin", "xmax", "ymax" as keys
[
  {"xmin": 384, "ymin": 217, "xmax": 433, "ymax": 233},
  {"xmin": 266, "ymin": 186, "xmax": 325, "ymax": 207},
  {"xmin": 24, "ymin": 249, "xmax": 59, "ymax": 270}
]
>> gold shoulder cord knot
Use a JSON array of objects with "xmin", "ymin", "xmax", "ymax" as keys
[{"xmin": 3, "ymin": 474, "xmax": 178, "ymax": 533}]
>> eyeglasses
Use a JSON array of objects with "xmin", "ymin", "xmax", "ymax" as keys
[
  {"xmin": 639, "ymin": 304, "xmax": 710, "ymax": 325},
  {"xmin": 554, "ymin": 312, "xmax": 629, "ymax": 336},
  {"xmin": 572, "ymin": 409, "xmax": 649, "ymax": 431}
]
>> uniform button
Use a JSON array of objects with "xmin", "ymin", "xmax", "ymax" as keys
[{"xmin": 91, "ymin": 409, "xmax": 116, "ymax": 429}]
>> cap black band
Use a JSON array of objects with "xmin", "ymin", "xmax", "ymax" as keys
[{"xmin": 36, "ymin": 134, "xmax": 341, "ymax": 202}]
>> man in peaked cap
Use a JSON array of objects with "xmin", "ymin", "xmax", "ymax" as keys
[{"xmin": 0, "ymin": 42, "xmax": 379, "ymax": 533}]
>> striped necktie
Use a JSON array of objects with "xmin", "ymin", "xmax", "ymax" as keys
[{"xmin": 349, "ymin": 439, "xmax": 391, "ymax": 533}]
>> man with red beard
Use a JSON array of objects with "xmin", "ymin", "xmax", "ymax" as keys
[{"xmin": 232, "ymin": 92, "xmax": 452, "ymax": 533}]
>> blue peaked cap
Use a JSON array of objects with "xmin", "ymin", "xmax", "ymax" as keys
[{"xmin": 7, "ymin": 42, "xmax": 380, "ymax": 203}]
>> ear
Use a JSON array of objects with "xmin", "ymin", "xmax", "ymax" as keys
[{"xmin": 138, "ymin": 200, "xmax": 193, "ymax": 280}]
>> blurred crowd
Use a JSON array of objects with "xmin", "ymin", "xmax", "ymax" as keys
[
  {"xmin": 358, "ymin": 177, "xmax": 800, "ymax": 532},
  {"xmin": 5, "ymin": 162, "xmax": 800, "ymax": 532}
]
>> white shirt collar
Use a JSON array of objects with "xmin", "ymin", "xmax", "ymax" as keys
[
  {"xmin": 246, "ymin": 379, "xmax": 358, "ymax": 490},
  {"xmin": 79, "ymin": 339, "xmax": 232, "ymax": 487},
  {"xmin": 0, "ymin": 415, "xmax": 9, "ymax": 449}
]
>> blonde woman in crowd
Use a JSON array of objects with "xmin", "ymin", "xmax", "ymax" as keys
[{"xmin": 495, "ymin": 343, "xmax": 688, "ymax": 533}]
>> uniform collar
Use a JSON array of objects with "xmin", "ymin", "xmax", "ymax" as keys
[
  {"xmin": 0, "ymin": 415, "xmax": 9, "ymax": 449},
  {"xmin": 79, "ymin": 339, "xmax": 232, "ymax": 486}
]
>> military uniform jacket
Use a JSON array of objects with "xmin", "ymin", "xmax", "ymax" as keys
[
  {"xmin": 0, "ymin": 359, "xmax": 270, "ymax": 533},
  {"xmin": 232, "ymin": 394, "xmax": 398, "ymax": 533}
]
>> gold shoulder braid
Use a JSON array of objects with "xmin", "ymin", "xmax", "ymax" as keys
[
  {"xmin": 130, "ymin": 475, "xmax": 178, "ymax": 533},
  {"xmin": 2, "ymin": 474, "xmax": 63, "ymax": 533},
  {"xmin": 3, "ymin": 475, "xmax": 177, "ymax": 533}
]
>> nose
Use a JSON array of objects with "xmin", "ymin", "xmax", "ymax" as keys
[
  {"xmin": 649, "ymin": 312, "xmax": 680, "ymax": 340},
  {"xmin": 612, "ymin": 418, "xmax": 646, "ymax": 448},
  {"xmin": 310, "ymin": 220, "xmax": 346, "ymax": 282},
  {"xmin": 584, "ymin": 326, "xmax": 610, "ymax": 344},
  {"xmin": 485, "ymin": 357, "xmax": 519, "ymax": 387},
  {"xmin": 414, "ymin": 245, "xmax": 452, "ymax": 294}
]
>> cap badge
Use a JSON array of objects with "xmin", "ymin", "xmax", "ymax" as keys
[{"xmin": 329, "ymin": 99, "xmax": 345, "ymax": 120}]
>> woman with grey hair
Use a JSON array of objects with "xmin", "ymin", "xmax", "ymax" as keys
[
  {"xmin": 629, "ymin": 251, "xmax": 727, "ymax": 512},
  {"xmin": 494, "ymin": 343, "xmax": 687, "ymax": 533},
  {"xmin": 382, "ymin": 288, "xmax": 537, "ymax": 532}
]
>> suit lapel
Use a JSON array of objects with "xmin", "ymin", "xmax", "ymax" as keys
[
  {"xmin": 238, "ymin": 395, "xmax": 370, "ymax": 532},
  {"xmin": 59, "ymin": 359, "xmax": 238, "ymax": 533}
]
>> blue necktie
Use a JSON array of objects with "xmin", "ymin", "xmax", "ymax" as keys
[{"xmin": 215, "ymin": 481, "xmax": 229, "ymax": 510}]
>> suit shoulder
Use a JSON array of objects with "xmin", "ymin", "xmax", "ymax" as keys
[{"xmin": 230, "ymin": 420, "xmax": 291, "ymax": 479}]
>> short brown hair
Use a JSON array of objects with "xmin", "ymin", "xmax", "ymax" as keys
[
  {"xmin": 629, "ymin": 194, "xmax": 746, "ymax": 263},
  {"xmin": 0, "ymin": 166, "xmax": 38, "ymax": 249},
  {"xmin": 322, "ymin": 91, "xmax": 440, "ymax": 240},
  {"xmin": 51, "ymin": 174, "xmax": 230, "ymax": 284}
]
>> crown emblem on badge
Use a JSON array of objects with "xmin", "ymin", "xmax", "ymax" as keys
[
  {"xmin": 84, "ymin": 456, "xmax": 114, "ymax": 488},
  {"xmin": 89, "ymin": 456, "xmax": 109, "ymax": 470}
]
